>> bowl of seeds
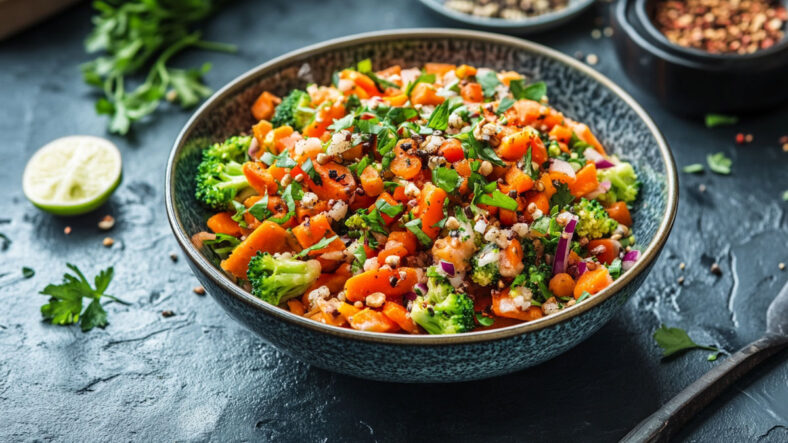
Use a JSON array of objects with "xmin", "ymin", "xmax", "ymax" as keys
[
  {"xmin": 419, "ymin": 0, "xmax": 595, "ymax": 33},
  {"xmin": 612, "ymin": 0, "xmax": 788, "ymax": 114}
]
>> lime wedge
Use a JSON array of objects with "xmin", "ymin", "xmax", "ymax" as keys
[{"xmin": 23, "ymin": 135, "xmax": 122, "ymax": 216}]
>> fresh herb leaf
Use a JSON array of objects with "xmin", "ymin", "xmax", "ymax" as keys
[
  {"xmin": 328, "ymin": 113, "xmax": 354, "ymax": 131},
  {"xmin": 404, "ymin": 218, "xmax": 433, "ymax": 247},
  {"xmin": 375, "ymin": 199, "xmax": 404, "ymax": 218},
  {"xmin": 530, "ymin": 216, "xmax": 550, "ymax": 235},
  {"xmin": 704, "ymin": 113, "xmax": 738, "ymax": 128},
  {"xmin": 383, "ymin": 181, "xmax": 401, "ymax": 193},
  {"xmin": 477, "ymin": 70, "xmax": 501, "ymax": 98},
  {"xmin": 523, "ymin": 147, "xmax": 539, "ymax": 180},
  {"xmin": 478, "ymin": 190, "xmax": 518, "ymax": 211},
  {"xmin": 575, "ymin": 291, "xmax": 591, "ymax": 303},
  {"xmin": 405, "ymin": 73, "xmax": 436, "ymax": 97},
  {"xmin": 260, "ymin": 150, "xmax": 296, "ymax": 169},
  {"xmin": 269, "ymin": 182, "xmax": 303, "ymax": 224},
  {"xmin": 427, "ymin": 100, "xmax": 450, "ymax": 131},
  {"xmin": 550, "ymin": 182, "xmax": 574, "ymax": 209},
  {"xmin": 203, "ymin": 233, "xmax": 241, "ymax": 258},
  {"xmin": 296, "ymin": 235, "xmax": 339, "ymax": 258},
  {"xmin": 357, "ymin": 59, "xmax": 399, "ymax": 91},
  {"xmin": 608, "ymin": 258, "xmax": 622, "ymax": 279},
  {"xmin": 475, "ymin": 313, "xmax": 494, "ymax": 326},
  {"xmin": 522, "ymin": 81, "xmax": 547, "ymax": 101},
  {"xmin": 83, "ymin": 1, "xmax": 236, "ymax": 134},
  {"xmin": 248, "ymin": 194, "xmax": 272, "ymax": 221},
  {"xmin": 301, "ymin": 158, "xmax": 322, "ymax": 185},
  {"xmin": 432, "ymin": 167, "xmax": 463, "ymax": 193},
  {"xmin": 682, "ymin": 163, "xmax": 705, "ymax": 174},
  {"xmin": 351, "ymin": 242, "xmax": 367, "ymax": 273},
  {"xmin": 497, "ymin": 96, "xmax": 515, "ymax": 115},
  {"xmin": 707, "ymin": 152, "xmax": 732, "ymax": 175},
  {"xmin": 457, "ymin": 125, "xmax": 506, "ymax": 167},
  {"xmin": 653, "ymin": 324, "xmax": 720, "ymax": 358},
  {"xmin": 230, "ymin": 200, "xmax": 248, "ymax": 228},
  {"xmin": 40, "ymin": 264, "xmax": 119, "ymax": 332},
  {"xmin": 22, "ymin": 267, "xmax": 35, "ymax": 278}
]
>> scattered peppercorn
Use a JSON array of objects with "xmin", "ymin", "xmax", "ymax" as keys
[
  {"xmin": 654, "ymin": 0, "xmax": 787, "ymax": 54},
  {"xmin": 64, "ymin": 226, "xmax": 72, "ymax": 235},
  {"xmin": 193, "ymin": 286, "xmax": 206, "ymax": 295},
  {"xmin": 161, "ymin": 310, "xmax": 175, "ymax": 318},
  {"xmin": 710, "ymin": 262, "xmax": 722, "ymax": 275},
  {"xmin": 169, "ymin": 252, "xmax": 178, "ymax": 262},
  {"xmin": 102, "ymin": 237, "xmax": 114, "ymax": 247}
]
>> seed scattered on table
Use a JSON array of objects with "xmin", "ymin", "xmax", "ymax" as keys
[
  {"xmin": 591, "ymin": 29, "xmax": 602, "ymax": 39},
  {"xmin": 779, "ymin": 262, "xmax": 786, "ymax": 271},
  {"xmin": 169, "ymin": 252, "xmax": 178, "ymax": 262},
  {"xmin": 603, "ymin": 26, "xmax": 614, "ymax": 37},
  {"xmin": 98, "ymin": 215, "xmax": 115, "ymax": 230},
  {"xmin": 710, "ymin": 262, "xmax": 722, "ymax": 275},
  {"xmin": 64, "ymin": 226, "xmax": 72, "ymax": 235},
  {"xmin": 443, "ymin": 0, "xmax": 570, "ymax": 19},
  {"xmin": 585, "ymin": 53, "xmax": 599, "ymax": 65},
  {"xmin": 161, "ymin": 310, "xmax": 175, "ymax": 318},
  {"xmin": 193, "ymin": 286, "xmax": 205, "ymax": 295},
  {"xmin": 678, "ymin": 276, "xmax": 685, "ymax": 285},
  {"xmin": 679, "ymin": 262, "xmax": 686, "ymax": 270},
  {"xmin": 102, "ymin": 237, "xmax": 114, "ymax": 247},
  {"xmin": 699, "ymin": 184, "xmax": 707, "ymax": 193}
]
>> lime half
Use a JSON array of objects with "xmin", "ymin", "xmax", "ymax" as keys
[{"xmin": 23, "ymin": 135, "xmax": 122, "ymax": 216}]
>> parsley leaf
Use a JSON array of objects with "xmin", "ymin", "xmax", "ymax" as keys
[
  {"xmin": 575, "ymin": 291, "xmax": 591, "ymax": 303},
  {"xmin": 357, "ymin": 58, "xmax": 399, "ymax": 91},
  {"xmin": 549, "ymin": 182, "xmax": 574, "ymax": 209},
  {"xmin": 404, "ymin": 218, "xmax": 433, "ymax": 246},
  {"xmin": 477, "ymin": 70, "xmax": 501, "ymax": 98},
  {"xmin": 351, "ymin": 242, "xmax": 367, "ymax": 273},
  {"xmin": 260, "ymin": 150, "xmax": 296, "ymax": 169},
  {"xmin": 707, "ymin": 152, "xmax": 732, "ymax": 175},
  {"xmin": 497, "ymin": 96, "xmax": 515, "ymax": 115},
  {"xmin": 653, "ymin": 324, "xmax": 720, "ymax": 359},
  {"xmin": 22, "ymin": 267, "xmax": 35, "ymax": 278},
  {"xmin": 475, "ymin": 313, "xmax": 494, "ymax": 326},
  {"xmin": 521, "ymin": 81, "xmax": 547, "ymax": 101},
  {"xmin": 230, "ymin": 200, "xmax": 248, "ymax": 228},
  {"xmin": 269, "ymin": 182, "xmax": 303, "ymax": 224},
  {"xmin": 607, "ymin": 258, "xmax": 622, "ymax": 279},
  {"xmin": 40, "ymin": 264, "xmax": 120, "ymax": 332},
  {"xmin": 704, "ymin": 113, "xmax": 738, "ymax": 128},
  {"xmin": 328, "ymin": 113, "xmax": 354, "ymax": 131},
  {"xmin": 203, "ymin": 233, "xmax": 241, "ymax": 258},
  {"xmin": 478, "ymin": 189, "xmax": 518, "ymax": 211},
  {"xmin": 427, "ymin": 100, "xmax": 450, "ymax": 131},
  {"xmin": 296, "ymin": 235, "xmax": 339, "ymax": 258},
  {"xmin": 432, "ymin": 167, "xmax": 463, "ymax": 193},
  {"xmin": 248, "ymin": 194, "xmax": 272, "ymax": 221},
  {"xmin": 375, "ymin": 199, "xmax": 404, "ymax": 218},
  {"xmin": 682, "ymin": 163, "xmax": 705, "ymax": 174}
]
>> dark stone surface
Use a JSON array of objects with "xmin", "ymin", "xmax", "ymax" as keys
[{"xmin": 0, "ymin": 0, "xmax": 785, "ymax": 441}]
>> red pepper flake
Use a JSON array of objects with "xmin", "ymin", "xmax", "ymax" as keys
[{"xmin": 735, "ymin": 133, "xmax": 745, "ymax": 144}]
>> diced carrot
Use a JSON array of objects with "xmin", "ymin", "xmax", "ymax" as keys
[
  {"xmin": 390, "ymin": 142, "xmax": 422, "ymax": 179},
  {"xmin": 382, "ymin": 301, "xmax": 419, "ymax": 334},
  {"xmin": 360, "ymin": 165, "xmax": 384, "ymax": 197},
  {"xmin": 242, "ymin": 195, "xmax": 283, "ymax": 229},
  {"xmin": 388, "ymin": 230, "xmax": 418, "ymax": 255},
  {"xmin": 492, "ymin": 290, "xmax": 544, "ymax": 321},
  {"xmin": 302, "ymin": 264, "xmax": 352, "ymax": 306},
  {"xmin": 287, "ymin": 299, "xmax": 305, "ymax": 315},
  {"xmin": 251, "ymin": 91, "xmax": 280, "ymax": 121},
  {"xmin": 539, "ymin": 173, "xmax": 556, "ymax": 199},
  {"xmin": 504, "ymin": 166, "xmax": 534, "ymax": 193},
  {"xmin": 587, "ymin": 239, "xmax": 621, "ymax": 265},
  {"xmin": 376, "ymin": 65, "xmax": 402, "ymax": 79},
  {"xmin": 605, "ymin": 201, "xmax": 633, "ymax": 226},
  {"xmin": 292, "ymin": 214, "xmax": 345, "ymax": 256},
  {"xmin": 370, "ymin": 192, "xmax": 401, "ymax": 225},
  {"xmin": 346, "ymin": 308, "xmax": 400, "ymax": 333},
  {"xmin": 526, "ymin": 192, "xmax": 550, "ymax": 217},
  {"xmin": 344, "ymin": 267, "xmax": 420, "ymax": 302},
  {"xmin": 252, "ymin": 120, "xmax": 273, "ymax": 152},
  {"xmin": 549, "ymin": 171, "xmax": 575, "ymax": 187},
  {"xmin": 242, "ymin": 162, "xmax": 278, "ymax": 195},
  {"xmin": 569, "ymin": 163, "xmax": 599, "ymax": 197},
  {"xmin": 305, "ymin": 160, "xmax": 355, "ymax": 202},
  {"xmin": 498, "ymin": 71, "xmax": 522, "ymax": 87},
  {"xmin": 573, "ymin": 267, "xmax": 613, "ymax": 299},
  {"xmin": 340, "ymin": 69, "xmax": 380, "ymax": 97},
  {"xmin": 206, "ymin": 212, "xmax": 243, "ymax": 236},
  {"xmin": 460, "ymin": 83, "xmax": 483, "ymax": 102},
  {"xmin": 410, "ymin": 82, "xmax": 444, "ymax": 106},
  {"xmin": 296, "ymin": 200, "xmax": 329, "ymax": 223},
  {"xmin": 415, "ymin": 183, "xmax": 448, "ymax": 240},
  {"xmin": 504, "ymin": 99, "xmax": 543, "ymax": 126},
  {"xmin": 424, "ymin": 63, "xmax": 456, "ymax": 76},
  {"xmin": 350, "ymin": 192, "xmax": 376, "ymax": 211},
  {"xmin": 382, "ymin": 94, "xmax": 408, "ymax": 106},
  {"xmin": 221, "ymin": 221, "xmax": 291, "ymax": 278},
  {"xmin": 548, "ymin": 125, "xmax": 573, "ymax": 144},
  {"xmin": 303, "ymin": 102, "xmax": 345, "ymax": 139},
  {"xmin": 439, "ymin": 138, "xmax": 464, "ymax": 163},
  {"xmin": 455, "ymin": 64, "xmax": 477, "ymax": 78},
  {"xmin": 377, "ymin": 244, "xmax": 409, "ymax": 264},
  {"xmin": 569, "ymin": 121, "xmax": 605, "ymax": 154},
  {"xmin": 549, "ymin": 273, "xmax": 576, "ymax": 298}
]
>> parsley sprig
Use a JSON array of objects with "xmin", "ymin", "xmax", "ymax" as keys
[
  {"xmin": 653, "ymin": 324, "xmax": 722, "ymax": 361},
  {"xmin": 83, "ymin": 0, "xmax": 236, "ymax": 135},
  {"xmin": 40, "ymin": 264, "xmax": 127, "ymax": 332}
]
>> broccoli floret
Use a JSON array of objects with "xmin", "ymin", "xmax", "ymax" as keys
[
  {"xmin": 344, "ymin": 212, "xmax": 369, "ymax": 231},
  {"xmin": 470, "ymin": 243, "xmax": 501, "ymax": 287},
  {"xmin": 247, "ymin": 252, "xmax": 321, "ymax": 306},
  {"xmin": 271, "ymin": 89, "xmax": 314, "ymax": 129},
  {"xmin": 574, "ymin": 198, "xmax": 618, "ymax": 239},
  {"xmin": 410, "ymin": 266, "xmax": 475, "ymax": 334},
  {"xmin": 195, "ymin": 136, "xmax": 252, "ymax": 210},
  {"xmin": 524, "ymin": 265, "xmax": 553, "ymax": 302},
  {"xmin": 597, "ymin": 161, "xmax": 639, "ymax": 204}
]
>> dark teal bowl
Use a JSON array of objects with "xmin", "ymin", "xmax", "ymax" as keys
[{"xmin": 165, "ymin": 29, "xmax": 678, "ymax": 383}]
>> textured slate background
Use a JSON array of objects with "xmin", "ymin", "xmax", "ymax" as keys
[{"xmin": 1, "ymin": 0, "xmax": 786, "ymax": 441}]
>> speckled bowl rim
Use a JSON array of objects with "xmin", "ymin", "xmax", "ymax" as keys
[
  {"xmin": 165, "ymin": 29, "xmax": 678, "ymax": 346},
  {"xmin": 418, "ymin": 0, "xmax": 595, "ymax": 31}
]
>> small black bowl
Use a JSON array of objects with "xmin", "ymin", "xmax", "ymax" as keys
[{"xmin": 612, "ymin": 0, "xmax": 788, "ymax": 115}]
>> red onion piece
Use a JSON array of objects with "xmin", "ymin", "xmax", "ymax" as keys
[
  {"xmin": 413, "ymin": 282, "xmax": 428, "ymax": 296},
  {"xmin": 440, "ymin": 260, "xmax": 455, "ymax": 276},
  {"xmin": 622, "ymin": 250, "xmax": 640, "ymax": 271},
  {"xmin": 583, "ymin": 180, "xmax": 612, "ymax": 200},
  {"xmin": 551, "ymin": 216, "xmax": 578, "ymax": 276},
  {"xmin": 583, "ymin": 148, "xmax": 615, "ymax": 169},
  {"xmin": 548, "ymin": 159, "xmax": 576, "ymax": 178},
  {"xmin": 575, "ymin": 261, "xmax": 588, "ymax": 278},
  {"xmin": 404, "ymin": 291, "xmax": 419, "ymax": 302},
  {"xmin": 247, "ymin": 138, "xmax": 260, "ymax": 159}
]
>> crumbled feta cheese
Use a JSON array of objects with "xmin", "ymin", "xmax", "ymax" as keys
[{"xmin": 326, "ymin": 130, "xmax": 352, "ymax": 157}]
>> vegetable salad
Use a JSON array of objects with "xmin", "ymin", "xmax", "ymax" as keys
[{"xmin": 194, "ymin": 60, "xmax": 641, "ymax": 334}]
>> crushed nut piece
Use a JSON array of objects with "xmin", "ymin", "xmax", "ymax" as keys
[
  {"xmin": 161, "ymin": 310, "xmax": 175, "ymax": 318},
  {"xmin": 102, "ymin": 237, "xmax": 114, "ymax": 247},
  {"xmin": 98, "ymin": 215, "xmax": 115, "ymax": 230},
  {"xmin": 710, "ymin": 262, "xmax": 722, "ymax": 275},
  {"xmin": 193, "ymin": 286, "xmax": 206, "ymax": 295}
]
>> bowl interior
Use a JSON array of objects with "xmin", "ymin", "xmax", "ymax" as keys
[
  {"xmin": 169, "ymin": 31, "xmax": 675, "ymax": 343},
  {"xmin": 418, "ymin": 0, "xmax": 595, "ymax": 32}
]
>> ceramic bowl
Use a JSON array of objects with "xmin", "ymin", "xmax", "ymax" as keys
[
  {"xmin": 612, "ymin": 0, "xmax": 788, "ymax": 114},
  {"xmin": 418, "ymin": 0, "xmax": 595, "ymax": 34},
  {"xmin": 165, "ymin": 29, "xmax": 678, "ymax": 383}
]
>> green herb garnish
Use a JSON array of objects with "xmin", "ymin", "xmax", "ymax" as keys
[
  {"xmin": 404, "ymin": 218, "xmax": 432, "ymax": 246},
  {"xmin": 432, "ymin": 167, "xmax": 463, "ymax": 193},
  {"xmin": 704, "ymin": 114, "xmax": 738, "ymax": 128},
  {"xmin": 653, "ymin": 324, "xmax": 721, "ymax": 359},
  {"xmin": 682, "ymin": 163, "xmax": 705, "ymax": 174},
  {"xmin": 296, "ymin": 235, "xmax": 339, "ymax": 258},
  {"xmin": 707, "ymin": 152, "xmax": 732, "ymax": 175}
]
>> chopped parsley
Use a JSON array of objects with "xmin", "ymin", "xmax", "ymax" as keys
[
  {"xmin": 707, "ymin": 152, "xmax": 732, "ymax": 175},
  {"xmin": 295, "ymin": 235, "xmax": 339, "ymax": 257},
  {"xmin": 682, "ymin": 163, "xmax": 705, "ymax": 174},
  {"xmin": 704, "ymin": 113, "xmax": 738, "ymax": 128},
  {"xmin": 653, "ymin": 324, "xmax": 721, "ymax": 360},
  {"xmin": 404, "ymin": 218, "xmax": 432, "ymax": 246}
]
